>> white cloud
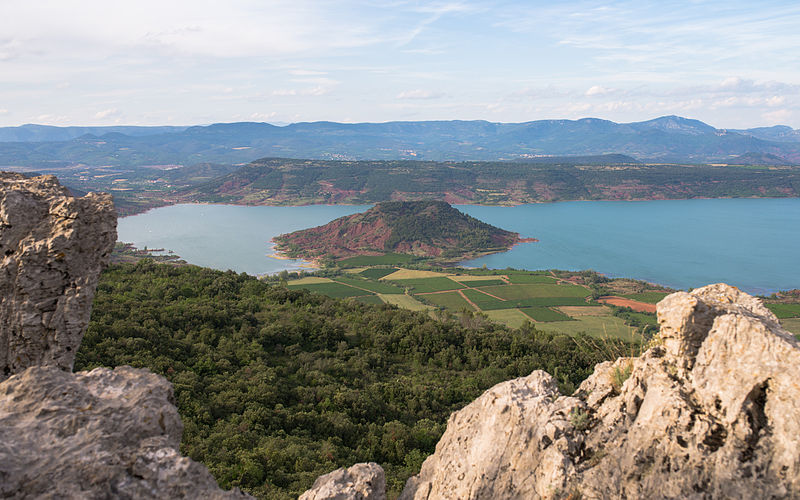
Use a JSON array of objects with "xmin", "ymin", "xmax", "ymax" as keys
[
  {"xmin": 94, "ymin": 108, "xmax": 121, "ymax": 120},
  {"xmin": 272, "ymin": 86, "xmax": 331, "ymax": 97},
  {"xmin": 585, "ymin": 85, "xmax": 614, "ymax": 97},
  {"xmin": 762, "ymin": 109, "xmax": 792, "ymax": 124},
  {"xmin": 0, "ymin": 109, "xmax": 7, "ymax": 115},
  {"xmin": 35, "ymin": 114, "xmax": 70, "ymax": 124},
  {"xmin": 396, "ymin": 89, "xmax": 445, "ymax": 100},
  {"xmin": 288, "ymin": 69, "xmax": 327, "ymax": 76}
]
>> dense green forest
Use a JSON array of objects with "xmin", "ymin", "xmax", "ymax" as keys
[{"xmin": 76, "ymin": 261, "xmax": 613, "ymax": 499}]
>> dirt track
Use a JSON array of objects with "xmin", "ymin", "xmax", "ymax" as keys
[{"xmin": 597, "ymin": 296, "xmax": 657, "ymax": 313}]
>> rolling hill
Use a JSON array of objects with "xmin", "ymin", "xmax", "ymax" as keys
[{"xmin": 272, "ymin": 201, "xmax": 532, "ymax": 261}]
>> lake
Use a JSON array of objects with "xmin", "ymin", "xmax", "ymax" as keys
[{"xmin": 118, "ymin": 199, "xmax": 800, "ymax": 294}]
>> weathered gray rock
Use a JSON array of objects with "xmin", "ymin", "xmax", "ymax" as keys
[
  {"xmin": 399, "ymin": 283, "xmax": 800, "ymax": 500},
  {"xmin": 0, "ymin": 173, "xmax": 116, "ymax": 379},
  {"xmin": 299, "ymin": 462, "xmax": 386, "ymax": 500},
  {"xmin": 0, "ymin": 173, "xmax": 251, "ymax": 499},
  {"xmin": 0, "ymin": 365, "xmax": 250, "ymax": 499}
]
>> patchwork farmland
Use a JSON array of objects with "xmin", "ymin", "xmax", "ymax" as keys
[{"xmin": 287, "ymin": 267, "xmax": 666, "ymax": 339}]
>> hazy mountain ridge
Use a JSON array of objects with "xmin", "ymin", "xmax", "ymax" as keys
[{"xmin": 1, "ymin": 116, "xmax": 798, "ymax": 166}]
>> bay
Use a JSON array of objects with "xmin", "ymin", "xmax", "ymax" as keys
[
  {"xmin": 117, "ymin": 204, "xmax": 370, "ymax": 275},
  {"xmin": 117, "ymin": 199, "xmax": 800, "ymax": 294}
]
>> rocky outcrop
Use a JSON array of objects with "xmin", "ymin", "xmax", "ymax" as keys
[
  {"xmin": 0, "ymin": 173, "xmax": 251, "ymax": 499},
  {"xmin": 398, "ymin": 283, "xmax": 800, "ymax": 499},
  {"xmin": 0, "ymin": 173, "xmax": 116, "ymax": 379},
  {"xmin": 299, "ymin": 463, "xmax": 386, "ymax": 500},
  {"xmin": 0, "ymin": 365, "xmax": 249, "ymax": 499}
]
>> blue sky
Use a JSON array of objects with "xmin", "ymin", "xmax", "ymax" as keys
[{"xmin": 1, "ymin": 0, "xmax": 799, "ymax": 128}]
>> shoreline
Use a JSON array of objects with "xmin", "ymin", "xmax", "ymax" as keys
[{"xmin": 116, "ymin": 196, "xmax": 800, "ymax": 219}]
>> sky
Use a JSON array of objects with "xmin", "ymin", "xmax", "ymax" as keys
[{"xmin": 1, "ymin": 0, "xmax": 799, "ymax": 128}]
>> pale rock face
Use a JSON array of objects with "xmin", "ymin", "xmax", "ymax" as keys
[
  {"xmin": 299, "ymin": 462, "xmax": 386, "ymax": 500},
  {"xmin": 397, "ymin": 283, "xmax": 800, "ymax": 500},
  {"xmin": 0, "ymin": 365, "xmax": 250, "ymax": 499},
  {"xmin": 0, "ymin": 173, "xmax": 117, "ymax": 379},
  {"xmin": 0, "ymin": 173, "xmax": 252, "ymax": 499}
]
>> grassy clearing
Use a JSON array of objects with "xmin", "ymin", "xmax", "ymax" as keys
[
  {"xmin": 421, "ymin": 291, "xmax": 475, "ymax": 311},
  {"xmin": 285, "ymin": 276, "xmax": 333, "ymax": 285},
  {"xmin": 339, "ymin": 253, "xmax": 416, "ymax": 267},
  {"xmin": 359, "ymin": 267, "xmax": 399, "ymax": 280},
  {"xmin": 353, "ymin": 295, "xmax": 385, "ymax": 305},
  {"xmin": 536, "ymin": 315, "xmax": 636, "ymax": 341},
  {"xmin": 766, "ymin": 303, "xmax": 800, "ymax": 319},
  {"xmin": 393, "ymin": 277, "xmax": 465, "ymax": 293},
  {"xmin": 287, "ymin": 282, "xmax": 369, "ymax": 298},
  {"xmin": 484, "ymin": 309, "xmax": 531, "ymax": 329},
  {"xmin": 482, "ymin": 283, "xmax": 590, "ymax": 300},
  {"xmin": 558, "ymin": 306, "xmax": 611, "ymax": 317},
  {"xmin": 378, "ymin": 293, "xmax": 435, "ymax": 311},
  {"xmin": 381, "ymin": 268, "xmax": 448, "ymax": 280},
  {"xmin": 343, "ymin": 267, "xmax": 368, "ymax": 274},
  {"xmin": 520, "ymin": 307, "xmax": 572, "ymax": 322},
  {"xmin": 333, "ymin": 276, "xmax": 404, "ymax": 294},
  {"xmin": 781, "ymin": 318, "xmax": 800, "ymax": 335},
  {"xmin": 621, "ymin": 292, "xmax": 670, "ymax": 304},
  {"xmin": 508, "ymin": 274, "xmax": 557, "ymax": 284}
]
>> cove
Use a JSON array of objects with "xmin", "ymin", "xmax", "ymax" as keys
[{"xmin": 117, "ymin": 198, "xmax": 800, "ymax": 294}]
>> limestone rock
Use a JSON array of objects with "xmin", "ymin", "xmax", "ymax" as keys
[
  {"xmin": 0, "ymin": 173, "xmax": 117, "ymax": 379},
  {"xmin": 399, "ymin": 283, "xmax": 800, "ymax": 499},
  {"xmin": 299, "ymin": 462, "xmax": 386, "ymax": 500},
  {"xmin": 0, "ymin": 365, "xmax": 250, "ymax": 499}
]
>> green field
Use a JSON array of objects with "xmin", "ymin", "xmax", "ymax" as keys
[
  {"xmin": 482, "ymin": 283, "xmax": 590, "ymax": 300},
  {"xmin": 392, "ymin": 277, "xmax": 466, "ymax": 293},
  {"xmin": 354, "ymin": 295, "xmax": 386, "ymax": 305},
  {"xmin": 483, "ymin": 309, "xmax": 531, "ymax": 329},
  {"xmin": 421, "ymin": 291, "xmax": 475, "ymax": 311},
  {"xmin": 622, "ymin": 292, "xmax": 670, "ymax": 304},
  {"xmin": 507, "ymin": 274, "xmax": 557, "ymax": 284},
  {"xmin": 782, "ymin": 318, "xmax": 800, "ymax": 336},
  {"xmin": 455, "ymin": 278, "xmax": 507, "ymax": 287},
  {"xmin": 536, "ymin": 315, "xmax": 637, "ymax": 341},
  {"xmin": 766, "ymin": 303, "xmax": 800, "ymax": 319},
  {"xmin": 378, "ymin": 293, "xmax": 434, "ymax": 311},
  {"xmin": 287, "ymin": 282, "xmax": 368, "ymax": 298},
  {"xmin": 460, "ymin": 289, "xmax": 508, "ymax": 310},
  {"xmin": 359, "ymin": 267, "xmax": 399, "ymax": 279},
  {"xmin": 333, "ymin": 276, "xmax": 404, "ymax": 294},
  {"xmin": 520, "ymin": 306, "xmax": 571, "ymax": 322}
]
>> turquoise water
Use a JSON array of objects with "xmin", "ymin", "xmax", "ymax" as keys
[
  {"xmin": 458, "ymin": 199, "xmax": 800, "ymax": 295},
  {"xmin": 117, "ymin": 204, "xmax": 370, "ymax": 275},
  {"xmin": 118, "ymin": 199, "xmax": 800, "ymax": 293}
]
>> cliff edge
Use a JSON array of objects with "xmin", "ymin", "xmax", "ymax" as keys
[
  {"xmin": 0, "ymin": 173, "xmax": 250, "ymax": 499},
  {"xmin": 306, "ymin": 283, "xmax": 800, "ymax": 499},
  {"xmin": 399, "ymin": 283, "xmax": 800, "ymax": 499}
]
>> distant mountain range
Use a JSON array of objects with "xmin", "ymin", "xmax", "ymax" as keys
[{"xmin": 0, "ymin": 116, "xmax": 798, "ymax": 166}]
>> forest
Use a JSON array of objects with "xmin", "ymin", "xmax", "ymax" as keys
[{"xmin": 76, "ymin": 261, "xmax": 616, "ymax": 499}]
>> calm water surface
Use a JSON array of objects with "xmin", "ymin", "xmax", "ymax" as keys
[
  {"xmin": 118, "ymin": 199, "xmax": 800, "ymax": 294},
  {"xmin": 117, "ymin": 204, "xmax": 370, "ymax": 275}
]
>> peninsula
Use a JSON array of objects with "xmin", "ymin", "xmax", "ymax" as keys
[{"xmin": 272, "ymin": 200, "xmax": 535, "ymax": 263}]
